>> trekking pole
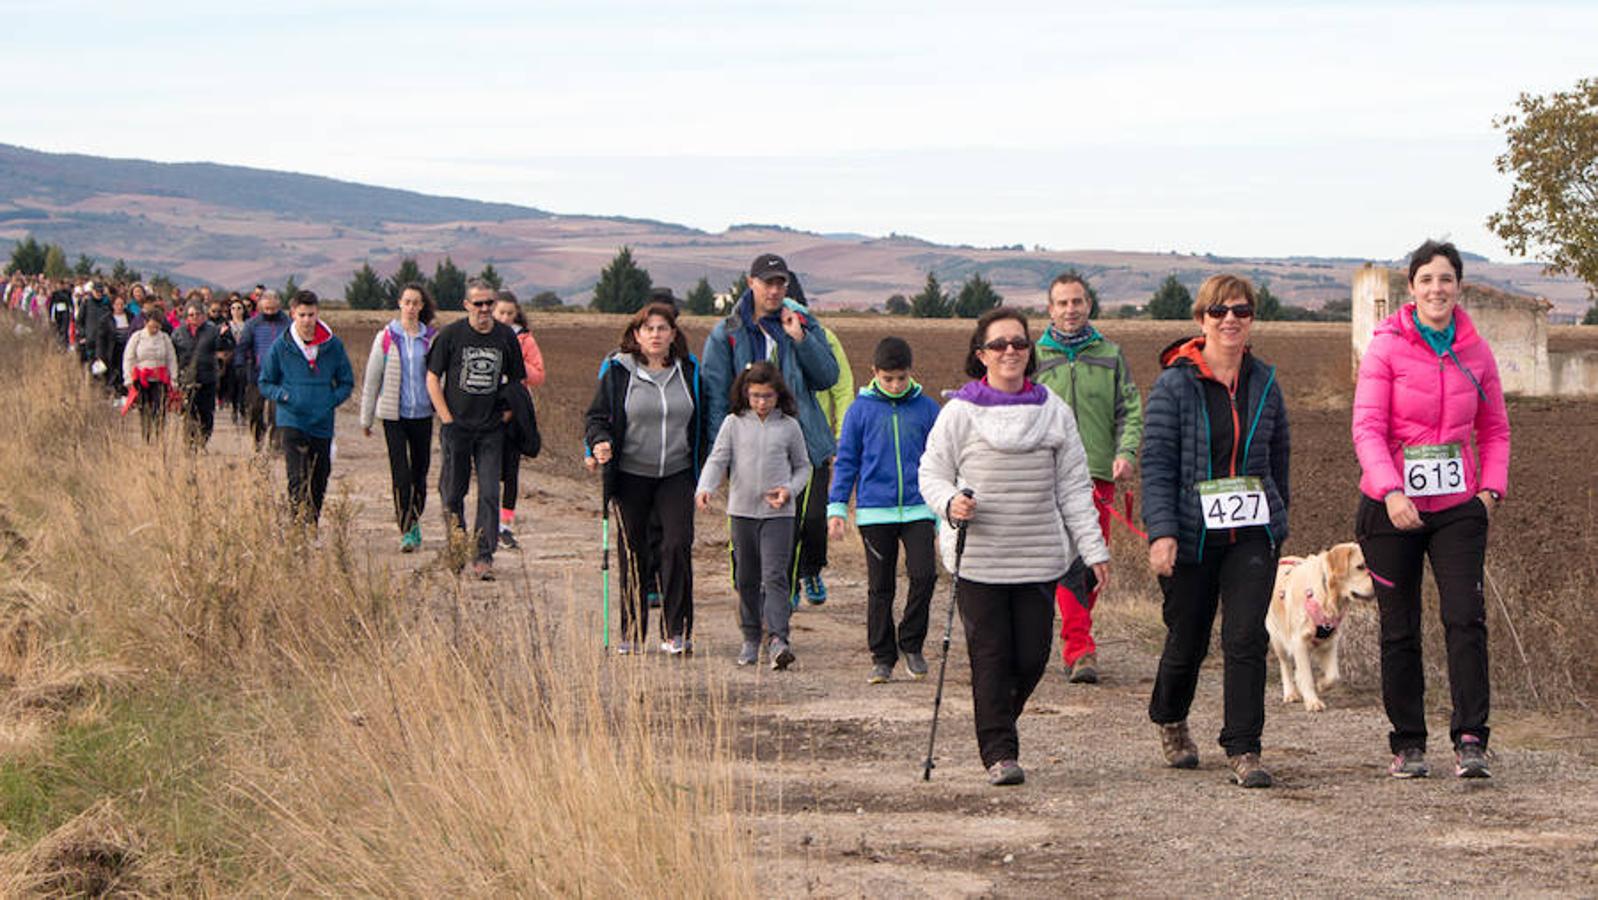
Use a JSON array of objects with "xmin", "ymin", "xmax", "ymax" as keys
[
  {"xmin": 923, "ymin": 488, "xmax": 973, "ymax": 781},
  {"xmin": 600, "ymin": 478, "xmax": 612, "ymax": 650}
]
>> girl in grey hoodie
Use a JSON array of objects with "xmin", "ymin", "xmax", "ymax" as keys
[{"xmin": 696, "ymin": 362, "xmax": 811, "ymax": 670}]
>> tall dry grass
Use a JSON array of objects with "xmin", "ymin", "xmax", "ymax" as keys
[{"xmin": 0, "ymin": 319, "xmax": 752, "ymax": 895}]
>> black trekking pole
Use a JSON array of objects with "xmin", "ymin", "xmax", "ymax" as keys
[{"xmin": 923, "ymin": 488, "xmax": 973, "ymax": 781}]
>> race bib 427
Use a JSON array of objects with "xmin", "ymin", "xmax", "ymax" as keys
[{"xmin": 1197, "ymin": 476, "xmax": 1270, "ymax": 530}]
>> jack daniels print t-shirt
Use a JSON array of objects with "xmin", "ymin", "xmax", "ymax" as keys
[{"xmin": 426, "ymin": 319, "xmax": 526, "ymax": 431}]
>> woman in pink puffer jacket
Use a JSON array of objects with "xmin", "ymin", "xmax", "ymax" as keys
[{"xmin": 1351, "ymin": 240, "xmax": 1510, "ymax": 782}]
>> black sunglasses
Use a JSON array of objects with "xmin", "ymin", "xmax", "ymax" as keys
[
  {"xmin": 469, "ymin": 299, "xmax": 494, "ymax": 308},
  {"xmin": 1206, "ymin": 303, "xmax": 1255, "ymax": 320},
  {"xmin": 982, "ymin": 336, "xmax": 1031, "ymax": 352}
]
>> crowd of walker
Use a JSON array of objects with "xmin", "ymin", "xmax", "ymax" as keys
[{"xmin": 4, "ymin": 239, "xmax": 1509, "ymax": 788}]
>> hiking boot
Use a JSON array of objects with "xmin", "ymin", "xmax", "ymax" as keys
[
  {"xmin": 736, "ymin": 642, "xmax": 759, "ymax": 667},
  {"xmin": 471, "ymin": 560, "xmax": 495, "ymax": 581},
  {"xmin": 1227, "ymin": 752, "xmax": 1273, "ymax": 788},
  {"xmin": 1389, "ymin": 747, "xmax": 1429, "ymax": 779},
  {"xmin": 1455, "ymin": 736, "xmax": 1491, "ymax": 779},
  {"xmin": 770, "ymin": 638, "xmax": 795, "ymax": 671},
  {"xmin": 802, "ymin": 574, "xmax": 828, "ymax": 605},
  {"xmin": 498, "ymin": 527, "xmax": 519, "ymax": 550},
  {"xmin": 903, "ymin": 651, "xmax": 929, "ymax": 679},
  {"xmin": 1068, "ymin": 652, "xmax": 1100, "ymax": 685},
  {"xmin": 1158, "ymin": 721, "xmax": 1199, "ymax": 769},
  {"xmin": 400, "ymin": 524, "xmax": 422, "ymax": 553},
  {"xmin": 661, "ymin": 635, "xmax": 693, "ymax": 657},
  {"xmin": 867, "ymin": 663, "xmax": 892, "ymax": 684},
  {"xmin": 988, "ymin": 759, "xmax": 1025, "ymax": 786}
]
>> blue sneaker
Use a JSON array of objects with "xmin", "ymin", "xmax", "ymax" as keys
[
  {"xmin": 399, "ymin": 524, "xmax": 422, "ymax": 553},
  {"xmin": 802, "ymin": 574, "xmax": 828, "ymax": 605}
]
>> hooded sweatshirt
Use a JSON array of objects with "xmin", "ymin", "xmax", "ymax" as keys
[
  {"xmin": 827, "ymin": 379, "xmax": 940, "ymax": 525},
  {"xmin": 696, "ymin": 408, "xmax": 811, "ymax": 519},
  {"xmin": 258, "ymin": 320, "xmax": 354, "ymax": 439},
  {"xmin": 918, "ymin": 378, "xmax": 1108, "ymax": 583}
]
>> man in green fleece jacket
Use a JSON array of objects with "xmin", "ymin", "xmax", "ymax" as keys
[{"xmin": 1035, "ymin": 273, "xmax": 1144, "ymax": 685}]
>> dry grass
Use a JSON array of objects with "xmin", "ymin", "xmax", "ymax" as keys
[{"xmin": 0, "ymin": 319, "xmax": 752, "ymax": 895}]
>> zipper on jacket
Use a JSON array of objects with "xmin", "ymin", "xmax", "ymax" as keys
[{"xmin": 891, "ymin": 401, "xmax": 904, "ymax": 513}]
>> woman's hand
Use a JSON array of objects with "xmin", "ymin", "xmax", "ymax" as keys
[
  {"xmin": 1476, "ymin": 490, "xmax": 1497, "ymax": 516},
  {"xmin": 827, "ymin": 516, "xmax": 846, "ymax": 541},
  {"xmin": 1148, "ymin": 537, "xmax": 1177, "ymax": 577},
  {"xmin": 1091, "ymin": 561, "xmax": 1111, "ymax": 593},
  {"xmin": 363, "ymin": 426, "xmax": 372, "ymax": 438},
  {"xmin": 765, "ymin": 487, "xmax": 790, "ymax": 509},
  {"xmin": 947, "ymin": 493, "xmax": 976, "ymax": 523},
  {"xmin": 591, "ymin": 441, "xmax": 612, "ymax": 465},
  {"xmin": 695, "ymin": 491, "xmax": 712, "ymax": 511},
  {"xmin": 1385, "ymin": 491, "xmax": 1423, "ymax": 530}
]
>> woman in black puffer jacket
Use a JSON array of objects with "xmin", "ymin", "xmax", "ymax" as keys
[{"xmin": 1141, "ymin": 273, "xmax": 1289, "ymax": 789}]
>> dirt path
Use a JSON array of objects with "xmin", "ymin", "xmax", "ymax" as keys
[{"xmin": 213, "ymin": 412, "xmax": 1598, "ymax": 897}]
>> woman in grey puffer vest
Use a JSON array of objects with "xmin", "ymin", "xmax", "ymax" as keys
[{"xmin": 920, "ymin": 307, "xmax": 1110, "ymax": 788}]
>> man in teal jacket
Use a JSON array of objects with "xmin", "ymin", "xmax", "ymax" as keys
[
  {"xmin": 1035, "ymin": 273, "xmax": 1144, "ymax": 684},
  {"xmin": 258, "ymin": 290, "xmax": 355, "ymax": 526}
]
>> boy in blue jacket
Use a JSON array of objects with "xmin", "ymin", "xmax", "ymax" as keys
[
  {"xmin": 258, "ymin": 291, "xmax": 354, "ymax": 525},
  {"xmin": 826, "ymin": 337, "xmax": 941, "ymax": 684}
]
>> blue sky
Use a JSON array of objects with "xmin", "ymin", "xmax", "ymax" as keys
[{"xmin": 5, "ymin": 0, "xmax": 1595, "ymax": 260}]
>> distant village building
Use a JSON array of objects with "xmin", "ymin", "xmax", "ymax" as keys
[{"xmin": 1351, "ymin": 264, "xmax": 1598, "ymax": 397}]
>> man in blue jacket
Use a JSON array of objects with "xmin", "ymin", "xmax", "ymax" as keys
[
  {"xmin": 238, "ymin": 290, "xmax": 292, "ymax": 451},
  {"xmin": 701, "ymin": 253, "xmax": 840, "ymax": 604},
  {"xmin": 258, "ymin": 291, "xmax": 355, "ymax": 526}
]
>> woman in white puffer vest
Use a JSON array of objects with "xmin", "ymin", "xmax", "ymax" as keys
[{"xmin": 920, "ymin": 306, "xmax": 1111, "ymax": 787}]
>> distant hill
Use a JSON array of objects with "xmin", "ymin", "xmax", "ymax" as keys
[{"xmin": 1, "ymin": 143, "xmax": 1589, "ymax": 315}]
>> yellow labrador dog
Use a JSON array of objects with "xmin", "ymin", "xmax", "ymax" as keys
[{"xmin": 1267, "ymin": 543, "xmax": 1375, "ymax": 712}]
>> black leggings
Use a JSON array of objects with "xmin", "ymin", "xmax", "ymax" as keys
[
  {"xmin": 500, "ymin": 424, "xmax": 522, "ymax": 514},
  {"xmin": 1148, "ymin": 534, "xmax": 1278, "ymax": 756},
  {"xmin": 957, "ymin": 579, "xmax": 1056, "ymax": 768},
  {"xmin": 382, "ymin": 417, "xmax": 432, "ymax": 533},
  {"xmin": 1356, "ymin": 494, "xmax": 1491, "ymax": 753},
  {"xmin": 613, "ymin": 469, "xmax": 696, "ymax": 643}
]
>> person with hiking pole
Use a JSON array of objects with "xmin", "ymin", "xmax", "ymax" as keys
[
  {"xmin": 427, "ymin": 279, "xmax": 526, "ymax": 581},
  {"xmin": 919, "ymin": 307, "xmax": 1110, "ymax": 786},
  {"xmin": 360, "ymin": 282, "xmax": 438, "ymax": 553},
  {"xmin": 257, "ymin": 290, "xmax": 355, "ymax": 527},
  {"xmin": 1142, "ymin": 274, "xmax": 1289, "ymax": 789},
  {"xmin": 1352, "ymin": 240, "xmax": 1509, "ymax": 780},
  {"xmin": 1035, "ymin": 272, "xmax": 1144, "ymax": 685},
  {"xmin": 586, "ymin": 301, "xmax": 707, "ymax": 656}
]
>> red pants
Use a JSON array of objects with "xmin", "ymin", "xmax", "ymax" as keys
[{"xmin": 1056, "ymin": 479, "xmax": 1115, "ymax": 665}]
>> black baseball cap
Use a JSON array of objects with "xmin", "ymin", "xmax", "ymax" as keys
[{"xmin": 749, "ymin": 254, "xmax": 791, "ymax": 281}]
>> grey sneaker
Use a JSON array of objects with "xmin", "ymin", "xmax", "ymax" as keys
[
  {"xmin": 736, "ymin": 641, "xmax": 759, "ymax": 666},
  {"xmin": 661, "ymin": 636, "xmax": 693, "ymax": 657},
  {"xmin": 1227, "ymin": 752, "xmax": 1273, "ymax": 788},
  {"xmin": 615, "ymin": 640, "xmax": 637, "ymax": 656},
  {"xmin": 903, "ymin": 652, "xmax": 929, "ymax": 679},
  {"xmin": 770, "ymin": 638, "xmax": 795, "ymax": 671},
  {"xmin": 867, "ymin": 663, "xmax": 892, "ymax": 684},
  {"xmin": 1068, "ymin": 652, "xmax": 1100, "ymax": 684},
  {"xmin": 1158, "ymin": 721, "xmax": 1199, "ymax": 769},
  {"xmin": 1389, "ymin": 747, "xmax": 1429, "ymax": 779},
  {"xmin": 987, "ymin": 759, "xmax": 1025, "ymax": 786},
  {"xmin": 1455, "ymin": 736, "xmax": 1491, "ymax": 779}
]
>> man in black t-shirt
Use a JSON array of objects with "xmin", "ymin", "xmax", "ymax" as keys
[{"xmin": 427, "ymin": 279, "xmax": 527, "ymax": 579}]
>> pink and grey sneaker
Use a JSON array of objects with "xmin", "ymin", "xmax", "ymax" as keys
[
  {"xmin": 1455, "ymin": 735, "xmax": 1491, "ymax": 779},
  {"xmin": 1389, "ymin": 747, "xmax": 1429, "ymax": 779}
]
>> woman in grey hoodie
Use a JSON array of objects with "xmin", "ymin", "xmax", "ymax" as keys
[
  {"xmin": 920, "ymin": 307, "xmax": 1111, "ymax": 787},
  {"xmin": 695, "ymin": 362, "xmax": 811, "ymax": 670}
]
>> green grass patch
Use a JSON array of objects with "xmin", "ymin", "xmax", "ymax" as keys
[{"xmin": 0, "ymin": 682, "xmax": 237, "ymax": 857}]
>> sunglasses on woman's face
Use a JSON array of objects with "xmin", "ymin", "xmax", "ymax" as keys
[
  {"xmin": 1206, "ymin": 303, "xmax": 1255, "ymax": 320},
  {"xmin": 982, "ymin": 336, "xmax": 1031, "ymax": 352}
]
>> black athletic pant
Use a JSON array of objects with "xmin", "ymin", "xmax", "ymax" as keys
[
  {"xmin": 245, "ymin": 380, "xmax": 276, "ymax": 450},
  {"xmin": 1356, "ymin": 494, "xmax": 1491, "ymax": 753},
  {"xmin": 1148, "ymin": 534, "xmax": 1277, "ymax": 757},
  {"xmin": 382, "ymin": 416, "xmax": 432, "ymax": 534},
  {"xmin": 956, "ymin": 579, "xmax": 1056, "ymax": 768},
  {"xmin": 185, "ymin": 380, "xmax": 216, "ymax": 446},
  {"xmin": 860, "ymin": 520, "xmax": 937, "ymax": 666},
  {"xmin": 500, "ymin": 423, "xmax": 522, "ymax": 517},
  {"xmin": 792, "ymin": 460, "xmax": 830, "ymax": 584},
  {"xmin": 440, "ymin": 423, "xmax": 503, "ymax": 564},
  {"xmin": 279, "ymin": 427, "xmax": 332, "ymax": 525},
  {"xmin": 136, "ymin": 383, "xmax": 166, "ymax": 443},
  {"xmin": 613, "ymin": 469, "xmax": 696, "ymax": 644}
]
